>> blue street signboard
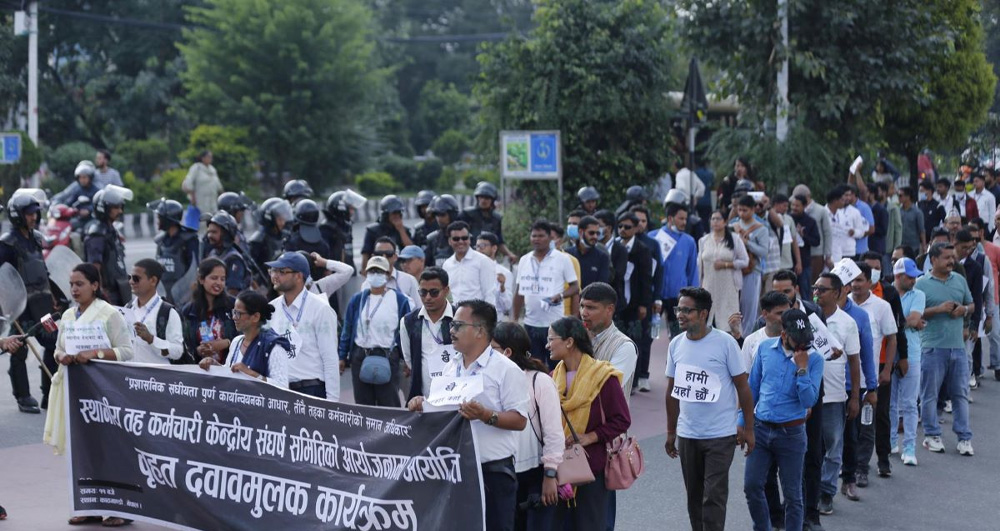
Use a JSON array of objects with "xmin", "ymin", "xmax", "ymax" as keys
[
  {"xmin": 529, "ymin": 133, "xmax": 558, "ymax": 174},
  {"xmin": 500, "ymin": 130, "xmax": 560, "ymax": 180},
  {"xmin": 1, "ymin": 134, "xmax": 21, "ymax": 165}
]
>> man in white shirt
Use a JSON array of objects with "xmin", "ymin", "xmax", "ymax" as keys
[
  {"xmin": 126, "ymin": 259, "xmax": 184, "ymax": 364},
  {"xmin": 362, "ymin": 237, "xmax": 420, "ymax": 309},
  {"xmin": 265, "ymin": 252, "xmax": 341, "ymax": 401},
  {"xmin": 442, "ymin": 221, "xmax": 497, "ymax": 304},
  {"xmin": 741, "ymin": 291, "xmax": 792, "ymax": 369},
  {"xmin": 813, "ymin": 273, "xmax": 862, "ymax": 515},
  {"xmin": 399, "ymin": 267, "xmax": 455, "ymax": 400},
  {"xmin": 972, "ymin": 173, "xmax": 997, "ymax": 232},
  {"xmin": 406, "ymin": 299, "xmax": 528, "ymax": 531},
  {"xmin": 475, "ymin": 231, "xmax": 513, "ymax": 320},
  {"xmin": 513, "ymin": 220, "xmax": 580, "ymax": 367},
  {"xmin": 828, "ymin": 186, "xmax": 866, "ymax": 262}
]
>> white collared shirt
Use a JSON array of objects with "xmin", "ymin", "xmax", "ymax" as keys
[
  {"xmin": 822, "ymin": 308, "xmax": 861, "ymax": 404},
  {"xmin": 443, "ymin": 249, "xmax": 497, "ymax": 305},
  {"xmin": 226, "ymin": 334, "xmax": 290, "ymax": 389},
  {"xmin": 495, "ymin": 262, "xmax": 514, "ymax": 321},
  {"xmin": 269, "ymin": 287, "xmax": 341, "ymax": 401},
  {"xmin": 829, "ymin": 205, "xmax": 866, "ymax": 262},
  {"xmin": 400, "ymin": 304, "xmax": 456, "ymax": 395},
  {"xmin": 126, "ymin": 295, "xmax": 184, "ymax": 364},
  {"xmin": 443, "ymin": 345, "xmax": 529, "ymax": 463},
  {"xmin": 620, "ymin": 236, "xmax": 636, "ymax": 303},
  {"xmin": 355, "ymin": 291, "xmax": 400, "ymax": 349},
  {"xmin": 972, "ymin": 189, "xmax": 997, "ymax": 231},
  {"xmin": 516, "ymin": 251, "xmax": 578, "ymax": 327}
]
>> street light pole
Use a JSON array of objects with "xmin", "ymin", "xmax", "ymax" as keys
[{"xmin": 28, "ymin": 1, "xmax": 38, "ymax": 146}]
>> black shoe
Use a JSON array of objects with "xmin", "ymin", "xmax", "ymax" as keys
[
  {"xmin": 856, "ymin": 472, "xmax": 869, "ymax": 488},
  {"xmin": 818, "ymin": 495, "xmax": 833, "ymax": 515},
  {"xmin": 994, "ymin": 369, "xmax": 1000, "ymax": 381},
  {"xmin": 878, "ymin": 460, "xmax": 892, "ymax": 477},
  {"xmin": 804, "ymin": 521, "xmax": 825, "ymax": 531},
  {"xmin": 770, "ymin": 516, "xmax": 785, "ymax": 530},
  {"xmin": 17, "ymin": 396, "xmax": 40, "ymax": 414}
]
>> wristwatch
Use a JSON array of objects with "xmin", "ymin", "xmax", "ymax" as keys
[
  {"xmin": 486, "ymin": 411, "xmax": 499, "ymax": 426},
  {"xmin": 544, "ymin": 469, "xmax": 558, "ymax": 479},
  {"xmin": 795, "ymin": 367, "xmax": 807, "ymax": 376},
  {"xmin": 97, "ymin": 350, "xmax": 106, "ymax": 360}
]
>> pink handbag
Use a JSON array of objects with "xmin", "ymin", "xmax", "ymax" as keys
[
  {"xmin": 598, "ymin": 395, "xmax": 644, "ymax": 490},
  {"xmin": 557, "ymin": 408, "xmax": 596, "ymax": 487}
]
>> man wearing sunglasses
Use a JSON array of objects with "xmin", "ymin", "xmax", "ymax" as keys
[
  {"xmin": 614, "ymin": 212, "xmax": 652, "ymax": 349},
  {"xmin": 742, "ymin": 309, "xmax": 824, "ymax": 531},
  {"xmin": 398, "ymin": 267, "xmax": 455, "ymax": 401},
  {"xmin": 442, "ymin": 220, "xmax": 497, "ymax": 306},
  {"xmin": 125, "ymin": 259, "xmax": 186, "ymax": 365}
]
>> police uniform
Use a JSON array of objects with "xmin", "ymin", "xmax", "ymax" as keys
[
  {"xmin": 361, "ymin": 222, "xmax": 410, "ymax": 257},
  {"xmin": 412, "ymin": 218, "xmax": 438, "ymax": 248},
  {"xmin": 84, "ymin": 220, "xmax": 130, "ymax": 305},
  {"xmin": 208, "ymin": 241, "xmax": 251, "ymax": 294},
  {"xmin": 249, "ymin": 228, "xmax": 286, "ymax": 279},
  {"xmin": 423, "ymin": 229, "xmax": 454, "ymax": 267},
  {"xmin": 460, "ymin": 207, "xmax": 504, "ymax": 243},
  {"xmin": 155, "ymin": 228, "xmax": 200, "ymax": 303},
  {"xmin": 319, "ymin": 220, "xmax": 352, "ymax": 271}
]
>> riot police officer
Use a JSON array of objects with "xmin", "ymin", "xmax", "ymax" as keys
[
  {"xmin": 361, "ymin": 194, "xmax": 412, "ymax": 270},
  {"xmin": 284, "ymin": 199, "xmax": 331, "ymax": 280},
  {"xmin": 0, "ymin": 193, "xmax": 59, "ymax": 413},
  {"xmin": 615, "ymin": 185, "xmax": 646, "ymax": 218},
  {"xmin": 216, "ymin": 191, "xmax": 254, "ymax": 254},
  {"xmin": 459, "ymin": 181, "xmax": 516, "ymax": 262},
  {"xmin": 321, "ymin": 190, "xmax": 366, "ymax": 271},
  {"xmin": 249, "ymin": 197, "xmax": 293, "ymax": 278},
  {"xmin": 578, "ymin": 186, "xmax": 600, "ymax": 215},
  {"xmin": 149, "ymin": 198, "xmax": 200, "ymax": 304},
  {"xmin": 205, "ymin": 211, "xmax": 251, "ymax": 296},
  {"xmin": 283, "ymin": 179, "xmax": 314, "ymax": 206},
  {"xmin": 423, "ymin": 194, "xmax": 460, "ymax": 267},
  {"xmin": 411, "ymin": 189, "xmax": 437, "ymax": 247},
  {"xmin": 85, "ymin": 186, "xmax": 132, "ymax": 305}
]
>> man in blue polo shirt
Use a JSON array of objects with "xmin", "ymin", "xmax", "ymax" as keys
[{"xmin": 742, "ymin": 309, "xmax": 824, "ymax": 531}]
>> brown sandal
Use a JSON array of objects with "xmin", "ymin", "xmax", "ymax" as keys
[
  {"xmin": 68, "ymin": 515, "xmax": 103, "ymax": 525},
  {"xmin": 102, "ymin": 517, "xmax": 133, "ymax": 527}
]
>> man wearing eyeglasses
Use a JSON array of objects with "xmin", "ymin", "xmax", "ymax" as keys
[
  {"xmin": 442, "ymin": 220, "xmax": 497, "ymax": 306},
  {"xmin": 742, "ymin": 309, "xmax": 824, "ymax": 531},
  {"xmin": 125, "ymin": 259, "xmax": 185, "ymax": 365},
  {"xmin": 361, "ymin": 236, "xmax": 421, "ymax": 310},
  {"xmin": 398, "ymin": 267, "xmax": 455, "ymax": 401}
]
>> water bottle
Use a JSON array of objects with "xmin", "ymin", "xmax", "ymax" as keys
[
  {"xmin": 651, "ymin": 313, "xmax": 662, "ymax": 340},
  {"xmin": 861, "ymin": 402, "xmax": 874, "ymax": 426}
]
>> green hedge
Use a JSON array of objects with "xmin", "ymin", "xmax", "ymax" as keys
[{"xmin": 356, "ymin": 172, "xmax": 400, "ymax": 196}]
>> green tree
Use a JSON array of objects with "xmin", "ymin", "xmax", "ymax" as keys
[
  {"xmin": 413, "ymin": 80, "xmax": 472, "ymax": 152},
  {"xmin": 179, "ymin": 0, "xmax": 388, "ymax": 187},
  {"xmin": 475, "ymin": 0, "xmax": 679, "ymax": 205},
  {"xmin": 883, "ymin": 0, "xmax": 996, "ymax": 182}
]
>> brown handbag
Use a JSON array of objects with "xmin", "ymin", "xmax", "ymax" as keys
[{"xmin": 556, "ymin": 408, "xmax": 596, "ymax": 486}]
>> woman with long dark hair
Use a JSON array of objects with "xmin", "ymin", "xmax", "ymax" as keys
[
  {"xmin": 492, "ymin": 322, "xmax": 563, "ymax": 531},
  {"xmin": 698, "ymin": 210, "xmax": 749, "ymax": 329},
  {"xmin": 547, "ymin": 317, "xmax": 630, "ymax": 530},
  {"xmin": 200, "ymin": 290, "xmax": 290, "ymax": 388},
  {"xmin": 180, "ymin": 258, "xmax": 237, "ymax": 364}
]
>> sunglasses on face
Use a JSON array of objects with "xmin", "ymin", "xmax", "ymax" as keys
[
  {"xmin": 811, "ymin": 286, "xmax": 834, "ymax": 294},
  {"xmin": 418, "ymin": 288, "xmax": 442, "ymax": 298},
  {"xmin": 128, "ymin": 275, "xmax": 144, "ymax": 283},
  {"xmin": 451, "ymin": 235, "xmax": 470, "ymax": 242},
  {"xmin": 618, "ymin": 224, "xmax": 634, "ymax": 230}
]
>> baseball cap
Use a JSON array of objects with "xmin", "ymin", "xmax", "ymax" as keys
[
  {"xmin": 365, "ymin": 256, "xmax": 392, "ymax": 273},
  {"xmin": 893, "ymin": 258, "xmax": 922, "ymax": 279},
  {"xmin": 265, "ymin": 252, "xmax": 310, "ymax": 278},
  {"xmin": 398, "ymin": 245, "xmax": 425, "ymax": 260},
  {"xmin": 781, "ymin": 309, "xmax": 814, "ymax": 347}
]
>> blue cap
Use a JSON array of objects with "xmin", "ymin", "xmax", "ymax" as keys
[
  {"xmin": 892, "ymin": 257, "xmax": 922, "ymax": 279},
  {"xmin": 399, "ymin": 245, "xmax": 425, "ymax": 260},
  {"xmin": 265, "ymin": 252, "xmax": 310, "ymax": 278}
]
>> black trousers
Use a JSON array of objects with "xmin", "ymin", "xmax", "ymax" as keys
[
  {"xmin": 484, "ymin": 458, "xmax": 518, "ymax": 531},
  {"xmin": 349, "ymin": 346, "xmax": 401, "ymax": 407},
  {"xmin": 7, "ymin": 315, "xmax": 57, "ymax": 403},
  {"xmin": 554, "ymin": 472, "xmax": 608, "ymax": 531},
  {"xmin": 677, "ymin": 435, "xmax": 737, "ymax": 531},
  {"xmin": 515, "ymin": 466, "xmax": 556, "ymax": 531},
  {"xmin": 841, "ymin": 392, "xmax": 862, "ymax": 483},
  {"xmin": 765, "ymin": 382, "xmax": 825, "ymax": 525},
  {"xmin": 636, "ymin": 312, "xmax": 652, "ymax": 381},
  {"xmin": 858, "ymin": 365, "xmax": 892, "ymax": 474}
]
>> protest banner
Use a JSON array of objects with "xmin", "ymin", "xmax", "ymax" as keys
[{"xmin": 65, "ymin": 362, "xmax": 484, "ymax": 530}]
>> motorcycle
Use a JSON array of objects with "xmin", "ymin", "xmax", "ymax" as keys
[{"xmin": 42, "ymin": 203, "xmax": 77, "ymax": 258}]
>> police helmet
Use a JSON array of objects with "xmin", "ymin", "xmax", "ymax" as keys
[
  {"xmin": 430, "ymin": 194, "xmax": 459, "ymax": 217},
  {"xmin": 293, "ymin": 199, "xmax": 323, "ymax": 243},
  {"xmin": 625, "ymin": 185, "xmax": 645, "ymax": 203},
  {"xmin": 577, "ymin": 186, "xmax": 600, "ymax": 203},
  {"xmin": 325, "ymin": 191, "xmax": 348, "ymax": 219},
  {"xmin": 258, "ymin": 197, "xmax": 294, "ymax": 229},
  {"xmin": 7, "ymin": 194, "xmax": 43, "ymax": 228},
  {"xmin": 473, "ymin": 182, "xmax": 498, "ymax": 200},
  {"xmin": 147, "ymin": 197, "xmax": 185, "ymax": 225},
  {"xmin": 380, "ymin": 195, "xmax": 405, "ymax": 214},
  {"xmin": 283, "ymin": 180, "xmax": 313, "ymax": 201},
  {"xmin": 218, "ymin": 192, "xmax": 254, "ymax": 216},
  {"xmin": 93, "ymin": 186, "xmax": 131, "ymax": 221},
  {"xmin": 208, "ymin": 211, "xmax": 239, "ymax": 240},
  {"xmin": 415, "ymin": 190, "xmax": 436, "ymax": 207}
]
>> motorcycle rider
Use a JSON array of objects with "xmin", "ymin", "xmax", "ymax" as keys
[
  {"xmin": 51, "ymin": 161, "xmax": 99, "ymax": 206},
  {"xmin": 249, "ymin": 197, "xmax": 293, "ymax": 279},
  {"xmin": 149, "ymin": 198, "xmax": 200, "ymax": 304},
  {"xmin": 361, "ymin": 194, "xmax": 413, "ymax": 270},
  {"xmin": 460, "ymin": 181, "xmax": 517, "ymax": 263},
  {"xmin": 412, "ymin": 190, "xmax": 437, "ymax": 247},
  {"xmin": 283, "ymin": 179, "xmax": 314, "ymax": 207},
  {"xmin": 205, "ymin": 211, "xmax": 251, "ymax": 296},
  {"xmin": 423, "ymin": 194, "xmax": 460, "ymax": 267},
  {"xmin": 84, "ymin": 186, "xmax": 132, "ymax": 305},
  {"xmin": 0, "ymin": 193, "xmax": 60, "ymax": 412},
  {"xmin": 284, "ymin": 199, "xmax": 331, "ymax": 280}
]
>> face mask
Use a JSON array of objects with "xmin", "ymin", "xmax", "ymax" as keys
[
  {"xmin": 955, "ymin": 191, "xmax": 966, "ymax": 200},
  {"xmin": 368, "ymin": 272, "xmax": 387, "ymax": 288},
  {"xmin": 598, "ymin": 228, "xmax": 605, "ymax": 240},
  {"xmin": 918, "ymin": 192, "xmax": 927, "ymax": 201},
  {"xmin": 549, "ymin": 240, "xmax": 556, "ymax": 251},
  {"xmin": 871, "ymin": 269, "xmax": 881, "ymax": 283},
  {"xmin": 567, "ymin": 224, "xmax": 579, "ymax": 240}
]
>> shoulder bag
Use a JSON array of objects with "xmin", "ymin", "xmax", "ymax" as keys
[
  {"xmin": 598, "ymin": 395, "xmax": 644, "ymax": 490},
  {"xmin": 557, "ymin": 407, "xmax": 595, "ymax": 487}
]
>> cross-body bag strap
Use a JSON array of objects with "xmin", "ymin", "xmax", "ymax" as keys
[
  {"xmin": 529, "ymin": 371, "xmax": 543, "ymax": 445},
  {"xmin": 561, "ymin": 406, "xmax": 582, "ymax": 444}
]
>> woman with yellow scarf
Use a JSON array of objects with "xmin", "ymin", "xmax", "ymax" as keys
[{"xmin": 548, "ymin": 317, "xmax": 631, "ymax": 530}]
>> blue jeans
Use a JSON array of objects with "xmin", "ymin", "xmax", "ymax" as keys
[
  {"xmin": 890, "ymin": 361, "xmax": 921, "ymax": 451},
  {"xmin": 819, "ymin": 402, "xmax": 845, "ymax": 497},
  {"xmin": 744, "ymin": 420, "xmax": 807, "ymax": 531},
  {"xmin": 920, "ymin": 348, "xmax": 973, "ymax": 441}
]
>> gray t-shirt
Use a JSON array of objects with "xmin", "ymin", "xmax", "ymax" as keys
[
  {"xmin": 94, "ymin": 167, "xmax": 123, "ymax": 189},
  {"xmin": 666, "ymin": 328, "xmax": 746, "ymax": 439}
]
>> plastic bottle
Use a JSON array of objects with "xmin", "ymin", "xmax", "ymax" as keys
[
  {"xmin": 651, "ymin": 313, "xmax": 662, "ymax": 339},
  {"xmin": 861, "ymin": 402, "xmax": 874, "ymax": 426}
]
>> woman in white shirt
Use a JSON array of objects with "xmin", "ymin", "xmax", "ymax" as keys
[
  {"xmin": 491, "ymin": 322, "xmax": 563, "ymax": 530},
  {"xmin": 199, "ymin": 290, "xmax": 289, "ymax": 388}
]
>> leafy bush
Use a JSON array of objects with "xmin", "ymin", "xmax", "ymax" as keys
[
  {"xmin": 151, "ymin": 168, "xmax": 189, "ymax": 204},
  {"xmin": 179, "ymin": 125, "xmax": 258, "ymax": 192},
  {"xmin": 462, "ymin": 168, "xmax": 499, "ymax": 190},
  {"xmin": 432, "ymin": 129, "xmax": 470, "ymax": 165},
  {"xmin": 436, "ymin": 167, "xmax": 458, "ymax": 191},
  {"xmin": 356, "ymin": 172, "xmax": 400, "ymax": 196},
  {"xmin": 414, "ymin": 81, "xmax": 472, "ymax": 152},
  {"xmin": 379, "ymin": 155, "xmax": 419, "ymax": 190},
  {"xmin": 417, "ymin": 158, "xmax": 444, "ymax": 189},
  {"xmin": 117, "ymin": 138, "xmax": 171, "ymax": 180},
  {"xmin": 122, "ymin": 171, "xmax": 157, "ymax": 213},
  {"xmin": 48, "ymin": 141, "xmax": 96, "ymax": 183}
]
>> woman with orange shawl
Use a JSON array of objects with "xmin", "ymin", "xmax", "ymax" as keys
[{"xmin": 547, "ymin": 317, "xmax": 631, "ymax": 530}]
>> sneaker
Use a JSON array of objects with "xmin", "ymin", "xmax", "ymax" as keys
[
  {"xmin": 969, "ymin": 375, "xmax": 979, "ymax": 389},
  {"xmin": 818, "ymin": 494, "xmax": 834, "ymax": 515},
  {"xmin": 840, "ymin": 481, "xmax": 860, "ymax": 501},
  {"xmin": 957, "ymin": 440, "xmax": 974, "ymax": 456},
  {"xmin": 901, "ymin": 449, "xmax": 918, "ymax": 466},
  {"xmin": 944, "ymin": 400, "xmax": 953, "ymax": 413},
  {"xmin": 804, "ymin": 521, "xmax": 826, "ymax": 531},
  {"xmin": 923, "ymin": 436, "xmax": 945, "ymax": 453},
  {"xmin": 855, "ymin": 472, "xmax": 869, "ymax": 488},
  {"xmin": 877, "ymin": 460, "xmax": 891, "ymax": 477},
  {"xmin": 890, "ymin": 443, "xmax": 900, "ymax": 454},
  {"xmin": 637, "ymin": 378, "xmax": 651, "ymax": 392},
  {"xmin": 16, "ymin": 396, "xmax": 40, "ymax": 414}
]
